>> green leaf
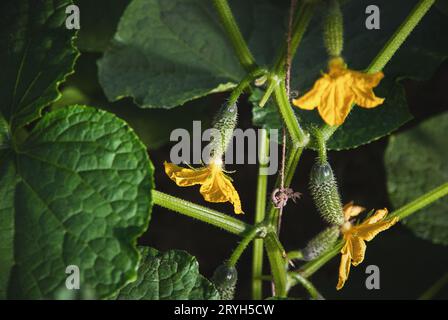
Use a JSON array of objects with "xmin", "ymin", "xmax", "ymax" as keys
[
  {"xmin": 55, "ymin": 52, "xmax": 215, "ymax": 150},
  {"xmin": 385, "ymin": 112, "xmax": 448, "ymax": 245},
  {"xmin": 0, "ymin": 0, "xmax": 79, "ymax": 129},
  {"xmin": 1, "ymin": 106, "xmax": 154, "ymax": 298},
  {"xmin": 98, "ymin": 0, "xmax": 244, "ymax": 109},
  {"xmin": 188, "ymin": 275, "xmax": 220, "ymax": 300},
  {"xmin": 103, "ymin": 100, "xmax": 214, "ymax": 149},
  {"xmin": 75, "ymin": 0, "xmax": 131, "ymax": 52},
  {"xmin": 116, "ymin": 247, "xmax": 219, "ymax": 300}
]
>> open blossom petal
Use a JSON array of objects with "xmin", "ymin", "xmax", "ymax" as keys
[
  {"xmin": 164, "ymin": 162, "xmax": 210, "ymax": 186},
  {"xmin": 350, "ymin": 71, "xmax": 385, "ymax": 108},
  {"xmin": 337, "ymin": 242, "xmax": 352, "ymax": 290},
  {"xmin": 349, "ymin": 236, "xmax": 366, "ymax": 266},
  {"xmin": 337, "ymin": 205, "xmax": 398, "ymax": 289},
  {"xmin": 343, "ymin": 201, "xmax": 366, "ymax": 221},
  {"xmin": 355, "ymin": 217, "xmax": 398, "ymax": 241},
  {"xmin": 317, "ymin": 72, "xmax": 355, "ymax": 126},
  {"xmin": 292, "ymin": 77, "xmax": 329, "ymax": 110},
  {"xmin": 199, "ymin": 168, "xmax": 243, "ymax": 214},
  {"xmin": 164, "ymin": 161, "xmax": 243, "ymax": 214}
]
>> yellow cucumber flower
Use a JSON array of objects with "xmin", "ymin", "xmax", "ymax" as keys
[
  {"xmin": 336, "ymin": 202, "xmax": 398, "ymax": 290},
  {"xmin": 292, "ymin": 57, "xmax": 385, "ymax": 126},
  {"xmin": 164, "ymin": 159, "xmax": 243, "ymax": 214}
]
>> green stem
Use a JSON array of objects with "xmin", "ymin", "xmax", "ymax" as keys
[
  {"xmin": 290, "ymin": 181, "xmax": 448, "ymax": 285},
  {"xmin": 274, "ymin": 80, "xmax": 309, "ymax": 147},
  {"xmin": 212, "ymin": 0, "xmax": 257, "ymax": 72},
  {"xmin": 228, "ymin": 227, "xmax": 260, "ymax": 267},
  {"xmin": 320, "ymin": 0, "xmax": 436, "ymax": 140},
  {"xmin": 311, "ymin": 127, "xmax": 327, "ymax": 163},
  {"xmin": 419, "ymin": 272, "xmax": 448, "ymax": 300},
  {"xmin": 252, "ymin": 130, "xmax": 270, "ymax": 299},
  {"xmin": 287, "ymin": 250, "xmax": 304, "ymax": 261},
  {"xmin": 228, "ymin": 68, "xmax": 267, "ymax": 107},
  {"xmin": 152, "ymin": 190, "xmax": 251, "ymax": 236},
  {"xmin": 390, "ymin": 182, "xmax": 448, "ymax": 220},
  {"xmin": 258, "ymin": 76, "xmax": 279, "ymax": 107},
  {"xmin": 264, "ymin": 232, "xmax": 288, "ymax": 297},
  {"xmin": 367, "ymin": 0, "xmax": 436, "ymax": 73},
  {"xmin": 259, "ymin": 3, "xmax": 315, "ymax": 107},
  {"xmin": 287, "ymin": 272, "xmax": 323, "ymax": 299},
  {"xmin": 282, "ymin": 145, "xmax": 303, "ymax": 190}
]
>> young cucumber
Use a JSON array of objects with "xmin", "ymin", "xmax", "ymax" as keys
[{"xmin": 212, "ymin": 264, "xmax": 238, "ymax": 300}]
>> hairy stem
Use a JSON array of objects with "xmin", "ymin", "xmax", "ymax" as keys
[
  {"xmin": 152, "ymin": 190, "xmax": 251, "ymax": 236},
  {"xmin": 228, "ymin": 227, "xmax": 260, "ymax": 267},
  {"xmin": 367, "ymin": 0, "xmax": 436, "ymax": 73},
  {"xmin": 212, "ymin": 0, "xmax": 257, "ymax": 72},
  {"xmin": 259, "ymin": 2, "xmax": 314, "ymax": 106},
  {"xmin": 390, "ymin": 182, "xmax": 448, "ymax": 220},
  {"xmin": 274, "ymin": 80, "xmax": 309, "ymax": 147},
  {"xmin": 264, "ymin": 232, "xmax": 288, "ymax": 297},
  {"xmin": 228, "ymin": 68, "xmax": 267, "ymax": 107},
  {"xmin": 273, "ymin": 2, "xmax": 316, "ymax": 74},
  {"xmin": 252, "ymin": 130, "xmax": 270, "ymax": 299},
  {"xmin": 287, "ymin": 272, "xmax": 323, "ymax": 299}
]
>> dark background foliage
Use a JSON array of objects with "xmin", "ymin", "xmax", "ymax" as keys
[{"xmin": 60, "ymin": 0, "xmax": 448, "ymax": 299}]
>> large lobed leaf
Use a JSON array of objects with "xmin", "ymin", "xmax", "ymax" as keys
[
  {"xmin": 98, "ymin": 0, "xmax": 244, "ymax": 108},
  {"xmin": 0, "ymin": 0, "xmax": 155, "ymax": 299},
  {"xmin": 385, "ymin": 112, "xmax": 448, "ymax": 245},
  {"xmin": 0, "ymin": 0, "xmax": 79, "ymax": 130},
  {"xmin": 75, "ymin": 0, "xmax": 131, "ymax": 52},
  {"xmin": 116, "ymin": 247, "xmax": 220, "ymax": 300},
  {"xmin": 1, "ymin": 106, "xmax": 154, "ymax": 299}
]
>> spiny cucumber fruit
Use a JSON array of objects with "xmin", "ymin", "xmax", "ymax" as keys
[
  {"xmin": 302, "ymin": 225, "xmax": 340, "ymax": 261},
  {"xmin": 309, "ymin": 160, "xmax": 345, "ymax": 225},
  {"xmin": 212, "ymin": 264, "xmax": 238, "ymax": 300},
  {"xmin": 210, "ymin": 103, "xmax": 238, "ymax": 159}
]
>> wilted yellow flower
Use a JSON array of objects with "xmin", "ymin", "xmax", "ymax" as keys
[
  {"xmin": 292, "ymin": 57, "xmax": 385, "ymax": 126},
  {"xmin": 337, "ymin": 202, "xmax": 398, "ymax": 290},
  {"xmin": 164, "ymin": 159, "xmax": 243, "ymax": 214}
]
